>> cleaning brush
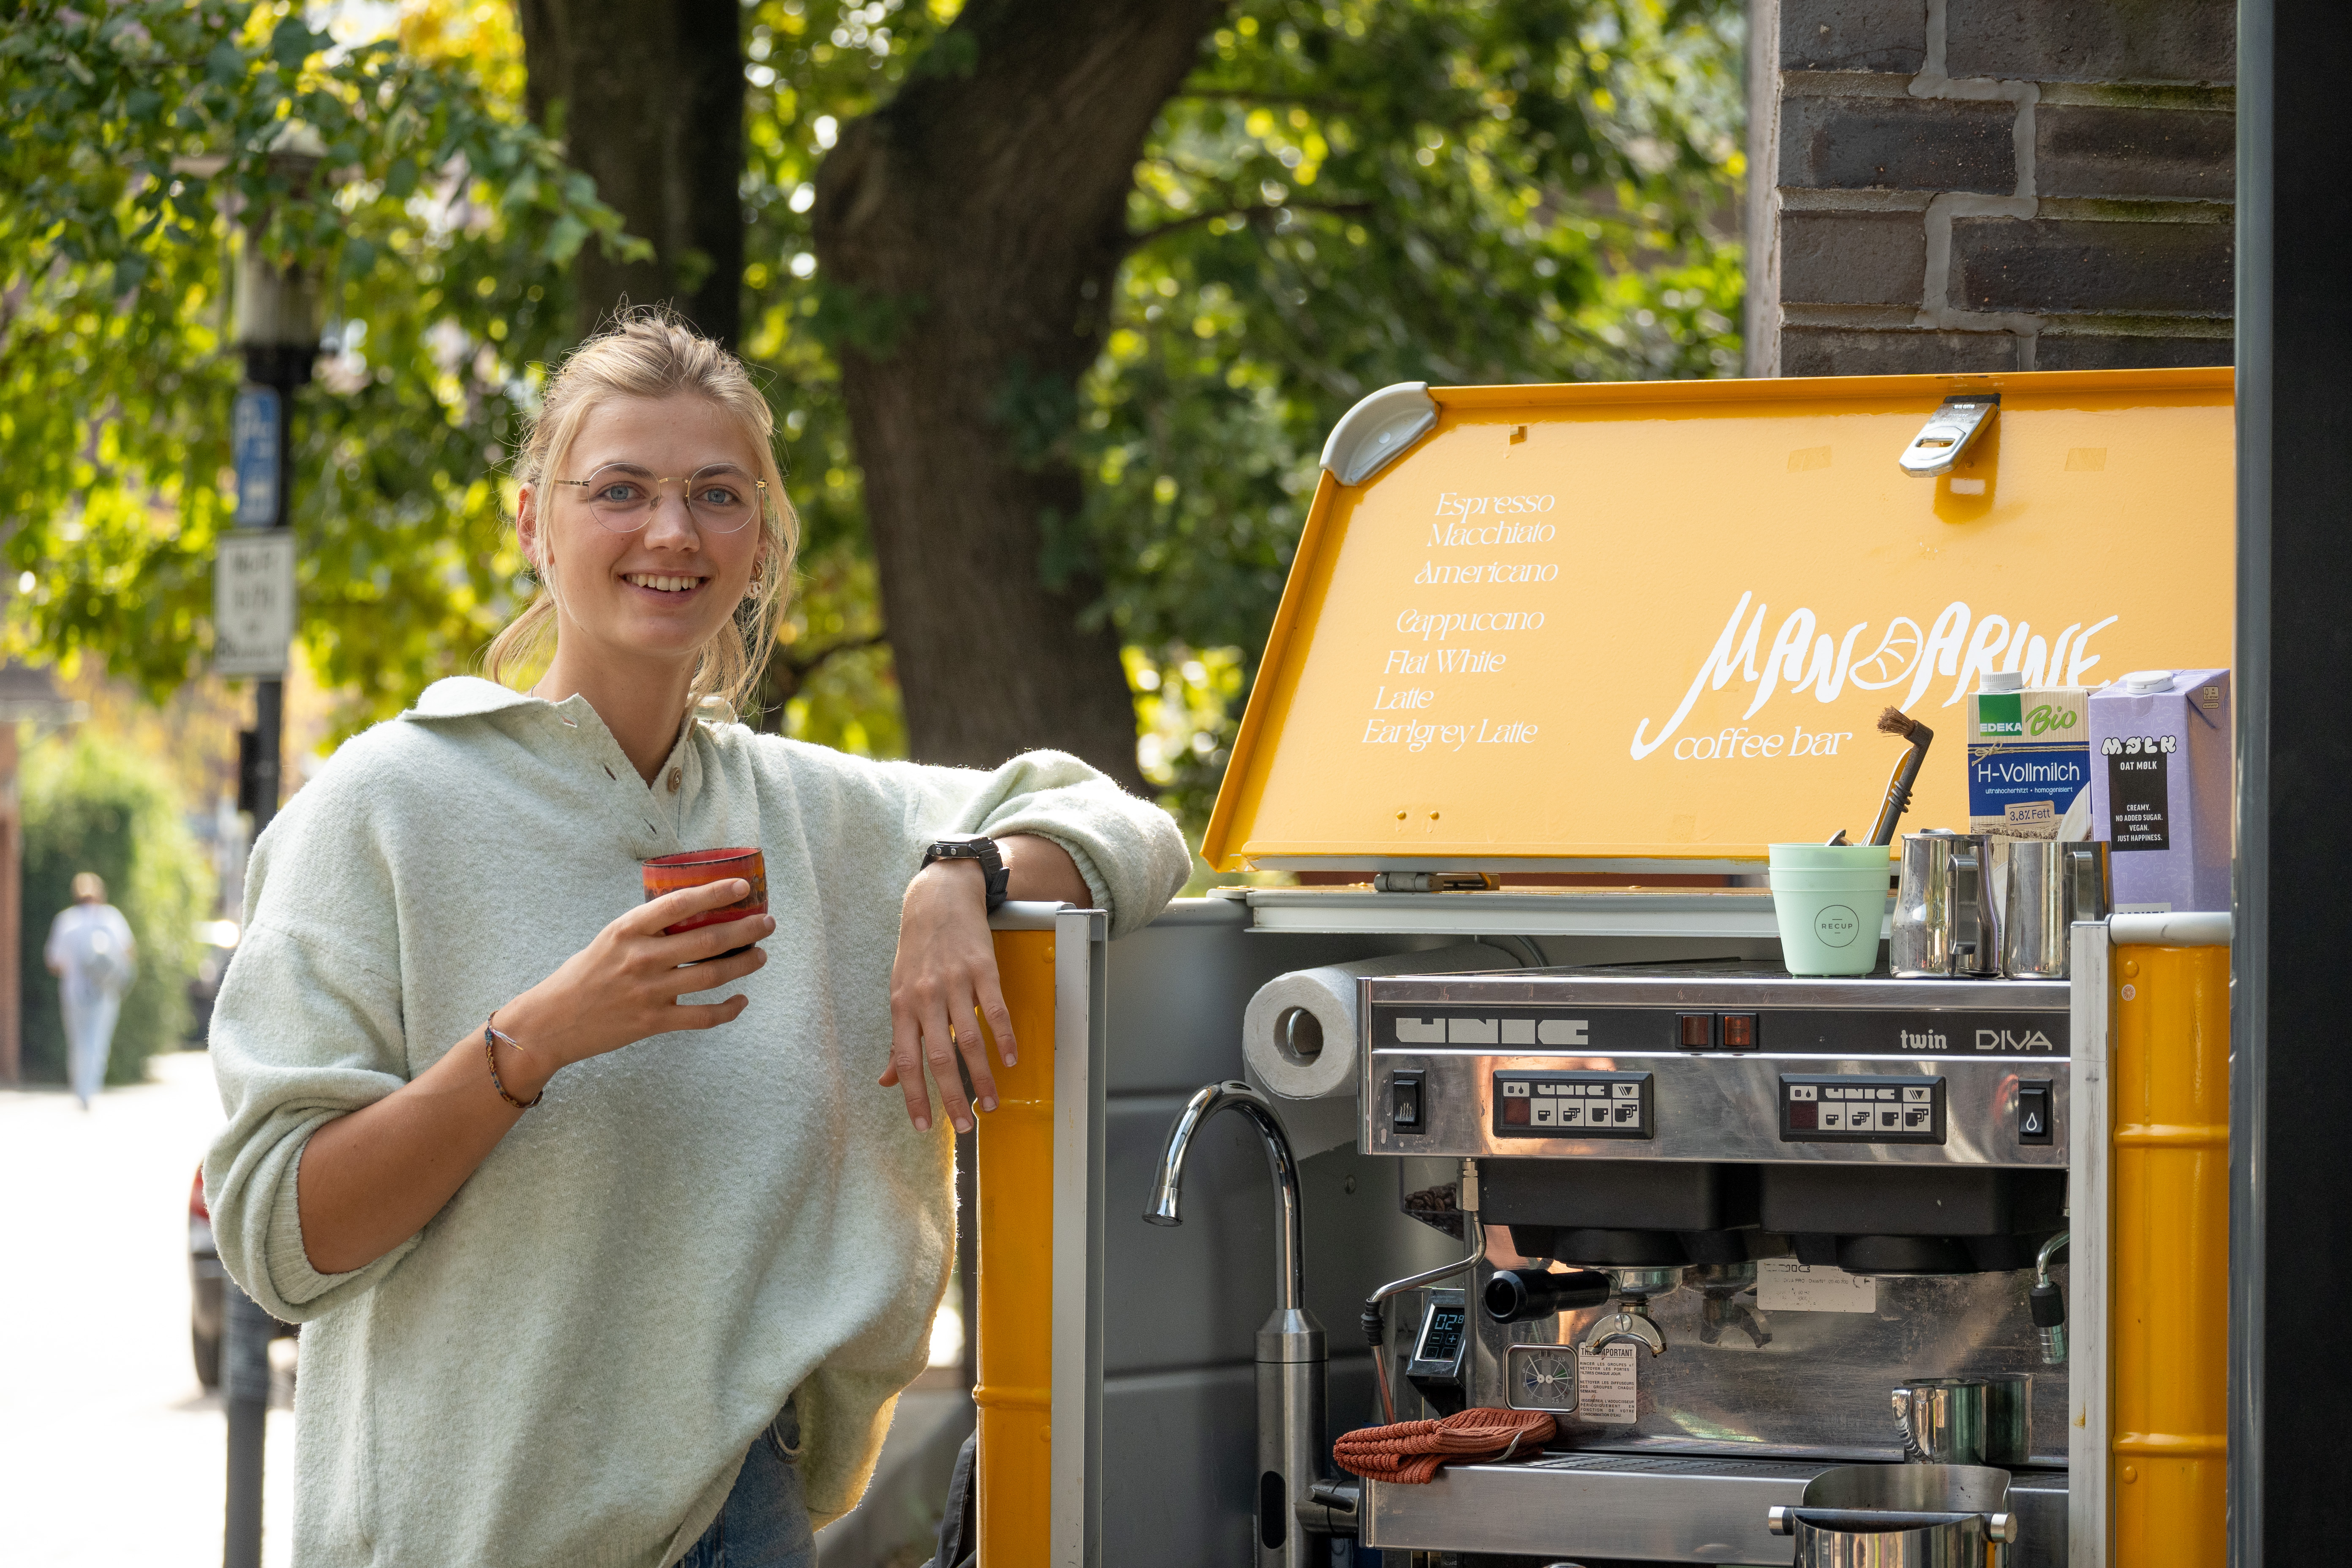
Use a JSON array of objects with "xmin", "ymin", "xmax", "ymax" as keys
[{"xmin": 1868, "ymin": 707, "xmax": 1935, "ymax": 847}]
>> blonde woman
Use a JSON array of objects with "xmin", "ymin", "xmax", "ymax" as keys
[{"xmin": 205, "ymin": 312, "xmax": 1189, "ymax": 1568}]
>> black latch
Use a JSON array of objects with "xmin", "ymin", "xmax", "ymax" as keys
[{"xmin": 1390, "ymin": 1070, "xmax": 1424, "ymax": 1134}]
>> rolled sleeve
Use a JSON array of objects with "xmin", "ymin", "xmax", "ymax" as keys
[
  {"xmin": 903, "ymin": 751, "xmax": 1191, "ymax": 938},
  {"xmin": 204, "ymin": 920, "xmax": 419, "ymax": 1320}
]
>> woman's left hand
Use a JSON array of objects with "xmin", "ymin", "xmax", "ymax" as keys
[{"xmin": 882, "ymin": 859, "xmax": 1016, "ymax": 1133}]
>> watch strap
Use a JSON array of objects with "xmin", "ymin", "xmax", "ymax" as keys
[{"xmin": 922, "ymin": 836, "xmax": 1010, "ymax": 911}]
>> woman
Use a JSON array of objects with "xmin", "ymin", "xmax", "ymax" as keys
[
  {"xmin": 205, "ymin": 312, "xmax": 1190, "ymax": 1568},
  {"xmin": 46, "ymin": 870, "xmax": 136, "ymax": 1108}
]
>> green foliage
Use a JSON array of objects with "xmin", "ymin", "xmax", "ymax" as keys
[
  {"xmin": 19, "ymin": 734, "xmax": 216, "ymax": 1085},
  {"xmin": 1, "ymin": 0, "xmax": 639, "ymax": 727}
]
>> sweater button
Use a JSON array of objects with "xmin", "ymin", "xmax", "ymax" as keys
[{"xmin": 667, "ymin": 767, "xmax": 682, "ymax": 793}]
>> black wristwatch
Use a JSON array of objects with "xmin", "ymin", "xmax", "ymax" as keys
[{"xmin": 922, "ymin": 835, "xmax": 1010, "ymax": 911}]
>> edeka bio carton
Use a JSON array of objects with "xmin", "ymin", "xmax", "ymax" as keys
[
  {"xmin": 2088, "ymin": 669, "xmax": 2232, "ymax": 913},
  {"xmin": 1966, "ymin": 673, "xmax": 2091, "ymax": 840}
]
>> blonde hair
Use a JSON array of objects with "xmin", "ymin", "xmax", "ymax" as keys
[{"xmin": 487, "ymin": 308, "xmax": 798, "ymax": 718}]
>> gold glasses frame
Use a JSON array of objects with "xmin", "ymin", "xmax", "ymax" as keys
[{"xmin": 550, "ymin": 462, "xmax": 770, "ymax": 535}]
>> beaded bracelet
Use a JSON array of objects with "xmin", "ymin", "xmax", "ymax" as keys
[{"xmin": 484, "ymin": 1013, "xmax": 543, "ymax": 1110}]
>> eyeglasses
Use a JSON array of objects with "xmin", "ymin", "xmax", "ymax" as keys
[{"xmin": 551, "ymin": 464, "xmax": 768, "ymax": 535}]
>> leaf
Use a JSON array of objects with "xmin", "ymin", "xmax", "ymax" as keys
[{"xmin": 542, "ymin": 212, "xmax": 589, "ymax": 263}]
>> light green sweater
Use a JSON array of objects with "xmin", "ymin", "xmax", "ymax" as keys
[{"xmin": 204, "ymin": 678, "xmax": 1188, "ymax": 1568}]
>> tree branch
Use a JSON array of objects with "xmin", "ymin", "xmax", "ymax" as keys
[
  {"xmin": 1123, "ymin": 199, "xmax": 1374, "ymax": 254},
  {"xmin": 752, "ymin": 628, "xmax": 890, "ymax": 734}
]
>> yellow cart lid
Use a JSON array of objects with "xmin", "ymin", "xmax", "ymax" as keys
[{"xmin": 1202, "ymin": 368, "xmax": 2234, "ymax": 871}]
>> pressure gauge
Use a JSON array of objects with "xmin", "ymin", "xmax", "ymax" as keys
[{"xmin": 1505, "ymin": 1343, "xmax": 1582, "ymax": 1413}]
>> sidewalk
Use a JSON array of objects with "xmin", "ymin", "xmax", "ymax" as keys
[{"xmin": 0, "ymin": 1050, "xmax": 295, "ymax": 1568}]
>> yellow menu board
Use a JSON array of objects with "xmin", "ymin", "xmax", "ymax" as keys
[{"xmin": 1203, "ymin": 368, "xmax": 2235, "ymax": 870}]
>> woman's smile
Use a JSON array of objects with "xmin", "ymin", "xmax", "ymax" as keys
[{"xmin": 623, "ymin": 572, "xmax": 709, "ymax": 595}]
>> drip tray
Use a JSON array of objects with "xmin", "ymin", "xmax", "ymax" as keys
[{"xmin": 1360, "ymin": 1451, "xmax": 2068, "ymax": 1565}]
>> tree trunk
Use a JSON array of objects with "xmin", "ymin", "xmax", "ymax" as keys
[
  {"xmin": 517, "ymin": 0, "xmax": 744, "ymax": 346},
  {"xmin": 813, "ymin": 0, "xmax": 1218, "ymax": 786}
]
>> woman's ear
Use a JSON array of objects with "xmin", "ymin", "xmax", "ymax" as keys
[{"xmin": 516, "ymin": 483, "xmax": 549, "ymax": 576}]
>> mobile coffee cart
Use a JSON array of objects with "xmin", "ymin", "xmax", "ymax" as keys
[{"xmin": 969, "ymin": 368, "xmax": 2232, "ymax": 1566}]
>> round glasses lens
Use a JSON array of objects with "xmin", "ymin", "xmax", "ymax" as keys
[{"xmin": 682, "ymin": 467, "xmax": 758, "ymax": 534}]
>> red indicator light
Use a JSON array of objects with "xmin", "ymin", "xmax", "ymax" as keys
[
  {"xmin": 1721, "ymin": 1013, "xmax": 1757, "ymax": 1050},
  {"xmin": 1503, "ymin": 1097, "xmax": 1530, "ymax": 1125},
  {"xmin": 1677, "ymin": 1013, "xmax": 1713, "ymax": 1049}
]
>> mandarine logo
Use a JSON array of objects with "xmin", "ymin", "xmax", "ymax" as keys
[{"xmin": 1845, "ymin": 618, "xmax": 1924, "ymax": 690}]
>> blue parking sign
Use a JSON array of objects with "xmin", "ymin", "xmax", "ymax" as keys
[{"xmin": 233, "ymin": 386, "xmax": 280, "ymax": 525}]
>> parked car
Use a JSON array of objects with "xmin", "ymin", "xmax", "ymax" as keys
[{"xmin": 190, "ymin": 1165, "xmax": 294, "ymax": 1391}]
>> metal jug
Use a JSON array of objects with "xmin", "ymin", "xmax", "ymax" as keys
[
  {"xmin": 1891, "ymin": 832, "xmax": 2001, "ymax": 978},
  {"xmin": 1890, "ymin": 1376, "xmax": 1988, "ymax": 1465},
  {"xmin": 2000, "ymin": 840, "xmax": 2112, "ymax": 978},
  {"xmin": 1768, "ymin": 1463, "xmax": 2019, "ymax": 1568}
]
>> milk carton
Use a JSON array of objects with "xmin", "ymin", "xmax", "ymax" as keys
[
  {"xmin": 1966, "ymin": 672, "xmax": 2091, "ymax": 840},
  {"xmin": 2088, "ymin": 669, "xmax": 2232, "ymax": 913}
]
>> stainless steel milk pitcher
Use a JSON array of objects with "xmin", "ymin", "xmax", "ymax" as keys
[
  {"xmin": 1891, "ymin": 832, "xmax": 2001, "ymax": 978},
  {"xmin": 2000, "ymin": 840, "xmax": 2112, "ymax": 978},
  {"xmin": 1768, "ymin": 1463, "xmax": 2019, "ymax": 1568},
  {"xmin": 1890, "ymin": 1376, "xmax": 1989, "ymax": 1465}
]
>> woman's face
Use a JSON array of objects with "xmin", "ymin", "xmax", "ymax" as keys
[{"xmin": 517, "ymin": 393, "xmax": 767, "ymax": 677}]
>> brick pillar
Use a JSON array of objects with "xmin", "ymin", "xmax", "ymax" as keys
[{"xmin": 1753, "ymin": 0, "xmax": 2236, "ymax": 375}]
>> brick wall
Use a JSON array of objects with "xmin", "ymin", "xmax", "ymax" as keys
[{"xmin": 1747, "ymin": 0, "xmax": 2235, "ymax": 376}]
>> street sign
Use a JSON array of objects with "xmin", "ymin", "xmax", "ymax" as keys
[
  {"xmin": 214, "ymin": 530, "xmax": 296, "ymax": 677},
  {"xmin": 232, "ymin": 386, "xmax": 280, "ymax": 526}
]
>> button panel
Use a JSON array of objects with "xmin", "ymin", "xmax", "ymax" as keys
[
  {"xmin": 1780, "ymin": 1074, "xmax": 1946, "ymax": 1144},
  {"xmin": 1492, "ymin": 1070, "xmax": 1654, "ymax": 1139}
]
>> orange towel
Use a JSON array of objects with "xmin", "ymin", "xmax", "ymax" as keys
[{"xmin": 1332, "ymin": 1407, "xmax": 1557, "ymax": 1485}]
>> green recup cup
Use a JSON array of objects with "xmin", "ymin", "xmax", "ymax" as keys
[{"xmin": 1767, "ymin": 844, "xmax": 1894, "ymax": 976}]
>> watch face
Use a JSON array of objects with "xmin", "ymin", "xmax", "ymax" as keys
[{"xmin": 1505, "ymin": 1344, "xmax": 1582, "ymax": 1413}]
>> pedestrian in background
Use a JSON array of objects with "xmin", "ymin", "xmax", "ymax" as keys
[{"xmin": 46, "ymin": 871, "xmax": 136, "ymax": 1108}]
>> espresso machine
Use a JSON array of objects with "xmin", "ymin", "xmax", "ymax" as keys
[{"xmin": 1352, "ymin": 960, "xmax": 2072, "ymax": 1565}]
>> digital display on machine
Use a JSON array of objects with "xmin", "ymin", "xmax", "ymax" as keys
[
  {"xmin": 1780, "ymin": 1074, "xmax": 1946, "ymax": 1144},
  {"xmin": 1416, "ymin": 1304, "xmax": 1468, "ymax": 1365},
  {"xmin": 1490, "ymin": 1070, "xmax": 1654, "ymax": 1139}
]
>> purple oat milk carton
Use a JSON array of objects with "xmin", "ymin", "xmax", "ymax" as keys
[{"xmin": 2088, "ymin": 669, "xmax": 2232, "ymax": 913}]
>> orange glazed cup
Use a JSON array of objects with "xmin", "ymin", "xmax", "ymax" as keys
[{"xmin": 641, "ymin": 848, "xmax": 768, "ymax": 958}]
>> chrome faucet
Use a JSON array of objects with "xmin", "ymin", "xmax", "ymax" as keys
[{"xmin": 1145, "ymin": 1081, "xmax": 1338, "ymax": 1564}]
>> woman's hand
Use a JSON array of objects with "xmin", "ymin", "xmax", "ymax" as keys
[
  {"xmin": 494, "ymin": 879, "xmax": 774, "ymax": 1089},
  {"xmin": 882, "ymin": 860, "xmax": 1016, "ymax": 1133},
  {"xmin": 295, "ymin": 879, "xmax": 772, "ymax": 1275}
]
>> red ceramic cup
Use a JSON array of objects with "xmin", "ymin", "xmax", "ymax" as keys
[{"xmin": 642, "ymin": 848, "xmax": 768, "ymax": 958}]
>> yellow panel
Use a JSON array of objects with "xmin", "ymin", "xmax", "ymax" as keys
[
  {"xmin": 974, "ymin": 928, "xmax": 1056, "ymax": 1566},
  {"xmin": 1204, "ymin": 368, "xmax": 2235, "ymax": 869},
  {"xmin": 2110, "ymin": 943, "xmax": 2229, "ymax": 1567}
]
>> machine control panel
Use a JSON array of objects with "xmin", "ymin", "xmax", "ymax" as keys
[
  {"xmin": 1492, "ymin": 1070, "xmax": 1654, "ymax": 1139},
  {"xmin": 1780, "ymin": 1074, "xmax": 1946, "ymax": 1144}
]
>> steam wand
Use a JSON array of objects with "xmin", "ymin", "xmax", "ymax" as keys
[
  {"xmin": 1869, "ymin": 707, "xmax": 1935, "ymax": 847},
  {"xmin": 1361, "ymin": 1159, "xmax": 1484, "ymax": 1424}
]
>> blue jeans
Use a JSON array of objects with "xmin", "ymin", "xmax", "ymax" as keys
[{"xmin": 676, "ymin": 1401, "xmax": 814, "ymax": 1568}]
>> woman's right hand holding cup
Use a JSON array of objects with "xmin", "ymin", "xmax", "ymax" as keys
[{"xmin": 490, "ymin": 880, "xmax": 773, "ymax": 1092}]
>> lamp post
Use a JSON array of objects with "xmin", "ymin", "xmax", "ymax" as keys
[{"xmin": 219, "ymin": 120, "xmax": 323, "ymax": 1568}]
